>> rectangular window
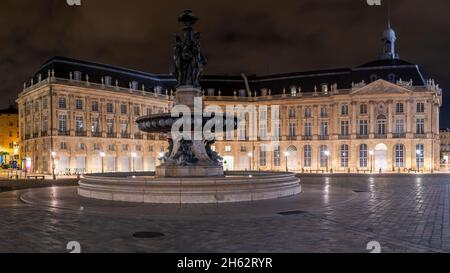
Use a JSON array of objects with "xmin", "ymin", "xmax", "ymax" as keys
[
  {"xmin": 107, "ymin": 119, "xmax": 114, "ymax": 134},
  {"xmin": 416, "ymin": 118, "xmax": 425, "ymax": 134},
  {"xmin": 340, "ymin": 145, "xmax": 349, "ymax": 168},
  {"xmin": 120, "ymin": 104, "xmax": 127, "ymax": 114},
  {"xmin": 120, "ymin": 121, "xmax": 128, "ymax": 135},
  {"xmin": 91, "ymin": 118, "xmax": 100, "ymax": 133},
  {"xmin": 122, "ymin": 144, "xmax": 129, "ymax": 151},
  {"xmin": 273, "ymin": 145, "xmax": 281, "ymax": 167},
  {"xmin": 417, "ymin": 102, "xmax": 425, "ymax": 113},
  {"xmin": 304, "ymin": 145, "xmax": 312, "ymax": 167},
  {"xmin": 288, "ymin": 107, "xmax": 296, "ymax": 118},
  {"xmin": 320, "ymin": 145, "xmax": 328, "ymax": 168},
  {"xmin": 320, "ymin": 107, "xmax": 328, "ymax": 117},
  {"xmin": 75, "ymin": 99, "xmax": 83, "ymax": 110},
  {"xmin": 60, "ymin": 142, "xmax": 68, "ymax": 150},
  {"xmin": 108, "ymin": 144, "xmax": 115, "ymax": 151},
  {"xmin": 92, "ymin": 101, "xmax": 99, "ymax": 112},
  {"xmin": 107, "ymin": 103, "xmax": 114, "ymax": 113},
  {"xmin": 304, "ymin": 122, "xmax": 312, "ymax": 137},
  {"xmin": 359, "ymin": 144, "xmax": 368, "ymax": 168},
  {"xmin": 359, "ymin": 120, "xmax": 368, "ymax": 136},
  {"xmin": 360, "ymin": 104, "xmax": 367, "ymax": 114},
  {"xmin": 416, "ymin": 144, "xmax": 425, "ymax": 168},
  {"xmin": 341, "ymin": 104, "xmax": 348, "ymax": 116},
  {"xmin": 396, "ymin": 103, "xmax": 404, "ymax": 113},
  {"xmin": 75, "ymin": 117, "xmax": 84, "ymax": 132},
  {"xmin": 395, "ymin": 144, "xmax": 405, "ymax": 168},
  {"xmin": 288, "ymin": 122, "xmax": 296, "ymax": 137},
  {"xmin": 59, "ymin": 115, "xmax": 67, "ymax": 132},
  {"xmin": 93, "ymin": 143, "xmax": 101, "ymax": 151},
  {"xmin": 320, "ymin": 122, "xmax": 328, "ymax": 136},
  {"xmin": 43, "ymin": 97, "xmax": 48, "ymax": 109},
  {"xmin": 304, "ymin": 107, "xmax": 312, "ymax": 118},
  {"xmin": 340, "ymin": 121, "xmax": 349, "ymax": 136},
  {"xmin": 59, "ymin": 97, "xmax": 67, "ymax": 109},
  {"xmin": 134, "ymin": 106, "xmax": 140, "ymax": 116},
  {"xmin": 395, "ymin": 119, "xmax": 405, "ymax": 134},
  {"xmin": 259, "ymin": 145, "xmax": 267, "ymax": 167},
  {"xmin": 225, "ymin": 146, "xmax": 232, "ymax": 152}
]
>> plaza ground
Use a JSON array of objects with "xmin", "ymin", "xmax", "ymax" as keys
[{"xmin": 0, "ymin": 174, "xmax": 449, "ymax": 253}]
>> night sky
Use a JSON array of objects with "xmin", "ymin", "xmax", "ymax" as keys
[{"xmin": 1, "ymin": 0, "xmax": 449, "ymax": 126}]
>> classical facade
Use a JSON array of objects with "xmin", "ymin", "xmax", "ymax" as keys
[
  {"xmin": 0, "ymin": 105, "xmax": 19, "ymax": 166},
  {"xmin": 17, "ymin": 26, "xmax": 443, "ymax": 174}
]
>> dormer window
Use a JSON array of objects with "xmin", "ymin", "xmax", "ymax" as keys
[
  {"xmin": 207, "ymin": 89, "xmax": 215, "ymax": 96},
  {"xmin": 132, "ymin": 81, "xmax": 139, "ymax": 90},
  {"xmin": 104, "ymin": 76, "xmax": 112, "ymax": 86},
  {"xmin": 388, "ymin": 73, "xmax": 396, "ymax": 83},
  {"xmin": 370, "ymin": 74, "xmax": 378, "ymax": 82},
  {"xmin": 321, "ymin": 84, "xmax": 328, "ymax": 94},
  {"xmin": 239, "ymin": 89, "xmax": 246, "ymax": 97},
  {"xmin": 74, "ymin": 71, "xmax": 82, "ymax": 81},
  {"xmin": 290, "ymin": 86, "xmax": 297, "ymax": 97}
]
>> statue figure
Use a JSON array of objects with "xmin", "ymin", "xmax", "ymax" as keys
[
  {"xmin": 173, "ymin": 138, "xmax": 199, "ymax": 166},
  {"xmin": 171, "ymin": 10, "xmax": 207, "ymax": 88},
  {"xmin": 205, "ymin": 139, "xmax": 222, "ymax": 165}
]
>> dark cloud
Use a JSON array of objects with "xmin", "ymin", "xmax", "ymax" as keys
[{"xmin": 1, "ymin": 0, "xmax": 450, "ymax": 126}]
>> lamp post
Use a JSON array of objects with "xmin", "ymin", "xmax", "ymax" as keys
[
  {"xmin": 247, "ymin": 152, "xmax": 253, "ymax": 171},
  {"xmin": 100, "ymin": 152, "xmax": 106, "ymax": 173},
  {"xmin": 369, "ymin": 150, "xmax": 374, "ymax": 173},
  {"xmin": 284, "ymin": 151, "xmax": 289, "ymax": 172},
  {"xmin": 131, "ymin": 152, "xmax": 137, "ymax": 173},
  {"xmin": 51, "ymin": 151, "xmax": 56, "ymax": 180},
  {"xmin": 324, "ymin": 150, "xmax": 330, "ymax": 173}
]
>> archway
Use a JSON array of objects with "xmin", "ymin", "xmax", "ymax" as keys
[
  {"xmin": 374, "ymin": 143, "xmax": 388, "ymax": 171},
  {"xmin": 286, "ymin": 145, "xmax": 298, "ymax": 171}
]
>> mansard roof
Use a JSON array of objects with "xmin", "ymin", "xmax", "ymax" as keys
[{"xmin": 30, "ymin": 56, "xmax": 427, "ymax": 96}]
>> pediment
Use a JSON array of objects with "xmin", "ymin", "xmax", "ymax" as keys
[{"xmin": 350, "ymin": 79, "xmax": 413, "ymax": 95}]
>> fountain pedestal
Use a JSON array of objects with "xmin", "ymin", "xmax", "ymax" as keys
[{"xmin": 156, "ymin": 86, "xmax": 224, "ymax": 178}]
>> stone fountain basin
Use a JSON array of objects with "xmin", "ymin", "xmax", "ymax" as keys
[
  {"xmin": 136, "ymin": 113, "xmax": 239, "ymax": 133},
  {"xmin": 78, "ymin": 171, "xmax": 301, "ymax": 204}
]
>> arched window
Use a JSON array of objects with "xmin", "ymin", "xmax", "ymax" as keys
[
  {"xmin": 388, "ymin": 73, "xmax": 396, "ymax": 83},
  {"xmin": 370, "ymin": 74, "xmax": 378, "ymax": 82},
  {"xmin": 340, "ymin": 144, "xmax": 349, "ymax": 167},
  {"xmin": 377, "ymin": 115, "xmax": 387, "ymax": 135},
  {"xmin": 304, "ymin": 145, "xmax": 312, "ymax": 167},
  {"xmin": 320, "ymin": 145, "xmax": 328, "ymax": 168},
  {"xmin": 395, "ymin": 144, "xmax": 405, "ymax": 168},
  {"xmin": 359, "ymin": 144, "xmax": 368, "ymax": 168}
]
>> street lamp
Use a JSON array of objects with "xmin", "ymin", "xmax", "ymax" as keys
[
  {"xmin": 284, "ymin": 151, "xmax": 289, "ymax": 172},
  {"xmin": 369, "ymin": 150, "xmax": 374, "ymax": 173},
  {"xmin": 248, "ymin": 152, "xmax": 253, "ymax": 171},
  {"xmin": 131, "ymin": 152, "xmax": 137, "ymax": 173},
  {"xmin": 100, "ymin": 152, "xmax": 106, "ymax": 173},
  {"xmin": 324, "ymin": 150, "xmax": 330, "ymax": 173},
  {"xmin": 51, "ymin": 151, "xmax": 57, "ymax": 180}
]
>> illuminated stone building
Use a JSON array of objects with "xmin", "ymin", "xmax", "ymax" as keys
[
  {"xmin": 17, "ymin": 26, "xmax": 442, "ymax": 174},
  {"xmin": 0, "ymin": 105, "xmax": 19, "ymax": 166}
]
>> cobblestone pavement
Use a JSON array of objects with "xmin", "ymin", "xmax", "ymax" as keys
[{"xmin": 0, "ymin": 174, "xmax": 449, "ymax": 253}]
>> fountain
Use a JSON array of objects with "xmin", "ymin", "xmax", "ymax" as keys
[{"xmin": 78, "ymin": 10, "xmax": 301, "ymax": 204}]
